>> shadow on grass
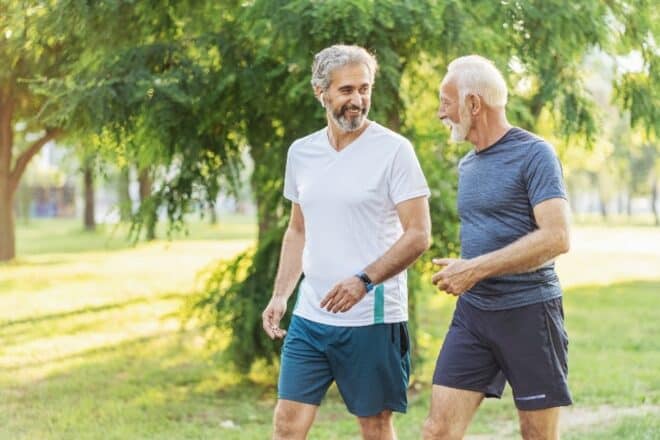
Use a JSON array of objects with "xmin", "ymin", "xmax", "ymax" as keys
[
  {"xmin": 1, "ymin": 279, "xmax": 659, "ymax": 439},
  {"xmin": 0, "ymin": 292, "xmax": 187, "ymax": 329},
  {"xmin": 1, "ymin": 326, "xmax": 276, "ymax": 438},
  {"xmin": 0, "ymin": 292, "xmax": 191, "ymax": 353}
]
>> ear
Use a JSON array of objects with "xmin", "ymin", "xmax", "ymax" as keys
[
  {"xmin": 468, "ymin": 94, "xmax": 482, "ymax": 116},
  {"xmin": 314, "ymin": 86, "xmax": 325, "ymax": 107}
]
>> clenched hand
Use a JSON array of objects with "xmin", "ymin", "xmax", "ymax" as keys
[
  {"xmin": 431, "ymin": 257, "xmax": 481, "ymax": 296},
  {"xmin": 262, "ymin": 296, "xmax": 288, "ymax": 339}
]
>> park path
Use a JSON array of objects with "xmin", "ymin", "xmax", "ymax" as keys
[{"xmin": 465, "ymin": 404, "xmax": 660, "ymax": 439}]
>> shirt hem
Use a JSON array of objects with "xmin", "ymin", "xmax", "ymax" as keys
[
  {"xmin": 392, "ymin": 189, "xmax": 431, "ymax": 205},
  {"xmin": 293, "ymin": 310, "xmax": 408, "ymax": 327},
  {"xmin": 460, "ymin": 292, "xmax": 562, "ymax": 311}
]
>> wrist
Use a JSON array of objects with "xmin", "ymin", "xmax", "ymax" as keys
[
  {"xmin": 355, "ymin": 271, "xmax": 375, "ymax": 293},
  {"xmin": 470, "ymin": 256, "xmax": 489, "ymax": 280}
]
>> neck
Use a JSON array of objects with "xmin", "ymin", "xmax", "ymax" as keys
[
  {"xmin": 327, "ymin": 119, "xmax": 370, "ymax": 151},
  {"xmin": 467, "ymin": 108, "xmax": 511, "ymax": 152}
]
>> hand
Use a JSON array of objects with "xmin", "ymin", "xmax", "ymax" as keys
[
  {"xmin": 262, "ymin": 295, "xmax": 288, "ymax": 339},
  {"xmin": 320, "ymin": 276, "xmax": 367, "ymax": 313},
  {"xmin": 431, "ymin": 257, "xmax": 480, "ymax": 296}
]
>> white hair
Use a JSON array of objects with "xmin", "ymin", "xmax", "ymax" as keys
[
  {"xmin": 443, "ymin": 55, "xmax": 508, "ymax": 107},
  {"xmin": 311, "ymin": 45, "xmax": 378, "ymax": 91}
]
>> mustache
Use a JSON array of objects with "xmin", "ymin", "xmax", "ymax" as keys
[{"xmin": 340, "ymin": 104, "xmax": 366, "ymax": 114}]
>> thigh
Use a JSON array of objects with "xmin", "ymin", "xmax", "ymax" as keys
[
  {"xmin": 518, "ymin": 407, "xmax": 560, "ymax": 440},
  {"xmin": 278, "ymin": 316, "xmax": 334, "ymax": 406},
  {"xmin": 433, "ymin": 300, "xmax": 506, "ymax": 398},
  {"xmin": 330, "ymin": 322, "xmax": 410, "ymax": 417},
  {"xmin": 490, "ymin": 298, "xmax": 572, "ymax": 411},
  {"xmin": 425, "ymin": 384, "xmax": 484, "ymax": 439},
  {"xmin": 273, "ymin": 399, "xmax": 318, "ymax": 440}
]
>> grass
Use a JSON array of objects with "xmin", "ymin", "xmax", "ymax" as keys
[{"xmin": 1, "ymin": 220, "xmax": 659, "ymax": 439}]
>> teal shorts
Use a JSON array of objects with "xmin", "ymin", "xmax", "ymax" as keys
[{"xmin": 278, "ymin": 315, "xmax": 410, "ymax": 417}]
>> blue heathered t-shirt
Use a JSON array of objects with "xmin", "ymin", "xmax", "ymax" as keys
[{"xmin": 458, "ymin": 127, "xmax": 567, "ymax": 311}]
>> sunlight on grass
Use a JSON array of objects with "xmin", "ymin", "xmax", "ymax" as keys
[{"xmin": 1, "ymin": 221, "xmax": 659, "ymax": 439}]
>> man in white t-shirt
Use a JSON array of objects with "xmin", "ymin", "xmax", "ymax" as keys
[{"xmin": 261, "ymin": 44, "xmax": 431, "ymax": 440}]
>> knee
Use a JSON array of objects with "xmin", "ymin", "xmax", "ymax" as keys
[
  {"xmin": 273, "ymin": 405, "xmax": 303, "ymax": 439},
  {"xmin": 520, "ymin": 420, "xmax": 555, "ymax": 440},
  {"xmin": 359, "ymin": 411, "xmax": 393, "ymax": 439},
  {"xmin": 422, "ymin": 416, "xmax": 460, "ymax": 440}
]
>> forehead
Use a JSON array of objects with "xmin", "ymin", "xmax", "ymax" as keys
[
  {"xmin": 328, "ymin": 63, "xmax": 372, "ymax": 88},
  {"xmin": 439, "ymin": 76, "xmax": 458, "ymax": 100}
]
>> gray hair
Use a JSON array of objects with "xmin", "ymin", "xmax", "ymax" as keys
[
  {"xmin": 444, "ymin": 55, "xmax": 508, "ymax": 107},
  {"xmin": 311, "ymin": 45, "xmax": 378, "ymax": 91}
]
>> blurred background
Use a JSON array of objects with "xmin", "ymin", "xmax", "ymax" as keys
[{"xmin": 1, "ymin": 1, "xmax": 658, "ymax": 439}]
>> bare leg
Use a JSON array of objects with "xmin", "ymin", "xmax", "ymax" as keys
[
  {"xmin": 272, "ymin": 399, "xmax": 318, "ymax": 440},
  {"xmin": 518, "ymin": 407, "xmax": 560, "ymax": 440},
  {"xmin": 423, "ymin": 385, "xmax": 484, "ymax": 440},
  {"xmin": 357, "ymin": 410, "xmax": 396, "ymax": 440}
]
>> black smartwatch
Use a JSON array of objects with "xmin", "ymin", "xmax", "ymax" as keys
[{"xmin": 355, "ymin": 271, "xmax": 375, "ymax": 293}]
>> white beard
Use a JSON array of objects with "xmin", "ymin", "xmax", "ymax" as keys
[{"xmin": 444, "ymin": 104, "xmax": 472, "ymax": 142}]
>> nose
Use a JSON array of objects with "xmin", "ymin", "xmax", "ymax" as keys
[
  {"xmin": 349, "ymin": 90, "xmax": 362, "ymax": 107},
  {"xmin": 437, "ymin": 106, "xmax": 446, "ymax": 121}
]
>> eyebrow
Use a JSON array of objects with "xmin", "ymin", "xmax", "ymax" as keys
[{"xmin": 338, "ymin": 83, "xmax": 371, "ymax": 90}]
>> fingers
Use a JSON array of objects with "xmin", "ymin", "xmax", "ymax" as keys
[
  {"xmin": 320, "ymin": 285, "xmax": 339, "ymax": 309},
  {"xmin": 262, "ymin": 306, "xmax": 287, "ymax": 339},
  {"xmin": 262, "ymin": 308, "xmax": 276, "ymax": 339},
  {"xmin": 330, "ymin": 296, "xmax": 353, "ymax": 313},
  {"xmin": 432, "ymin": 257, "xmax": 455, "ymax": 266}
]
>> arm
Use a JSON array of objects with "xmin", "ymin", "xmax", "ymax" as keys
[
  {"xmin": 432, "ymin": 197, "xmax": 570, "ymax": 295},
  {"xmin": 321, "ymin": 196, "xmax": 431, "ymax": 313},
  {"xmin": 261, "ymin": 202, "xmax": 305, "ymax": 339}
]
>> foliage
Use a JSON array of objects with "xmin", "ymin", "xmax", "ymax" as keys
[{"xmin": 26, "ymin": 0, "xmax": 659, "ymax": 370}]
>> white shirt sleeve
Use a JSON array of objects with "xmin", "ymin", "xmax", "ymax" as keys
[
  {"xmin": 388, "ymin": 141, "xmax": 431, "ymax": 205},
  {"xmin": 283, "ymin": 147, "xmax": 299, "ymax": 203}
]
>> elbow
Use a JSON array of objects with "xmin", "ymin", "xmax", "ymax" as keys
[
  {"xmin": 555, "ymin": 229, "xmax": 570, "ymax": 254},
  {"xmin": 412, "ymin": 229, "xmax": 432, "ymax": 256}
]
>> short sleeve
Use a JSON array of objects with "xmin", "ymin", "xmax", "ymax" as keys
[
  {"xmin": 524, "ymin": 142, "xmax": 567, "ymax": 207},
  {"xmin": 283, "ymin": 148, "xmax": 299, "ymax": 203},
  {"xmin": 388, "ymin": 141, "xmax": 431, "ymax": 205}
]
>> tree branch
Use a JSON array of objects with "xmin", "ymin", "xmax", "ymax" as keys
[{"xmin": 9, "ymin": 128, "xmax": 62, "ymax": 194}]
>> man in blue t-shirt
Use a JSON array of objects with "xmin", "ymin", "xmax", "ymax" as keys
[{"xmin": 423, "ymin": 55, "xmax": 572, "ymax": 440}]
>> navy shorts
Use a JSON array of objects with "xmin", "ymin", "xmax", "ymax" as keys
[
  {"xmin": 278, "ymin": 315, "xmax": 410, "ymax": 417},
  {"xmin": 433, "ymin": 297, "xmax": 572, "ymax": 410}
]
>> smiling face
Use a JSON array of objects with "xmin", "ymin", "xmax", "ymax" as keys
[
  {"xmin": 319, "ymin": 63, "xmax": 372, "ymax": 133},
  {"xmin": 438, "ymin": 78, "xmax": 472, "ymax": 142}
]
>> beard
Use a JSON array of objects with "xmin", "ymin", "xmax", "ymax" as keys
[
  {"xmin": 443, "ymin": 102, "xmax": 472, "ymax": 142},
  {"xmin": 328, "ymin": 102, "xmax": 369, "ymax": 132}
]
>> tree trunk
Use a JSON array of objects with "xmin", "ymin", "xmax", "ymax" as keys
[
  {"xmin": 598, "ymin": 194, "xmax": 608, "ymax": 221},
  {"xmin": 208, "ymin": 204, "xmax": 217, "ymax": 225},
  {"xmin": 0, "ymin": 92, "xmax": 15, "ymax": 261},
  {"xmin": 118, "ymin": 167, "xmax": 132, "ymax": 222},
  {"xmin": 0, "ymin": 88, "xmax": 59, "ymax": 261},
  {"xmin": 83, "ymin": 164, "xmax": 95, "ymax": 230},
  {"xmin": 0, "ymin": 186, "xmax": 15, "ymax": 261},
  {"xmin": 138, "ymin": 168, "xmax": 156, "ymax": 240}
]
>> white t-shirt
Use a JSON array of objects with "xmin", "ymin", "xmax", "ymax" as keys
[{"xmin": 283, "ymin": 121, "xmax": 430, "ymax": 326}]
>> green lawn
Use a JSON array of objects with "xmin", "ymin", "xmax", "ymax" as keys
[{"xmin": 1, "ymin": 221, "xmax": 659, "ymax": 439}]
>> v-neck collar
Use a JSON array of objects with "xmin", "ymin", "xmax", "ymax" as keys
[{"xmin": 324, "ymin": 121, "xmax": 375, "ymax": 155}]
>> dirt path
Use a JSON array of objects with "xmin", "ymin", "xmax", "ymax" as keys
[{"xmin": 466, "ymin": 404, "xmax": 660, "ymax": 439}]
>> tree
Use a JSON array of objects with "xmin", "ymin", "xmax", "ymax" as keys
[
  {"xmin": 0, "ymin": 2, "xmax": 69, "ymax": 260},
  {"xmin": 49, "ymin": 0, "xmax": 658, "ymax": 373}
]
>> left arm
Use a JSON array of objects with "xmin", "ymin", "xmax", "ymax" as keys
[
  {"xmin": 432, "ymin": 197, "xmax": 570, "ymax": 295},
  {"xmin": 321, "ymin": 196, "xmax": 431, "ymax": 312}
]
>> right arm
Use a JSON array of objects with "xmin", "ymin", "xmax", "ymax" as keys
[{"xmin": 261, "ymin": 202, "xmax": 305, "ymax": 339}]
